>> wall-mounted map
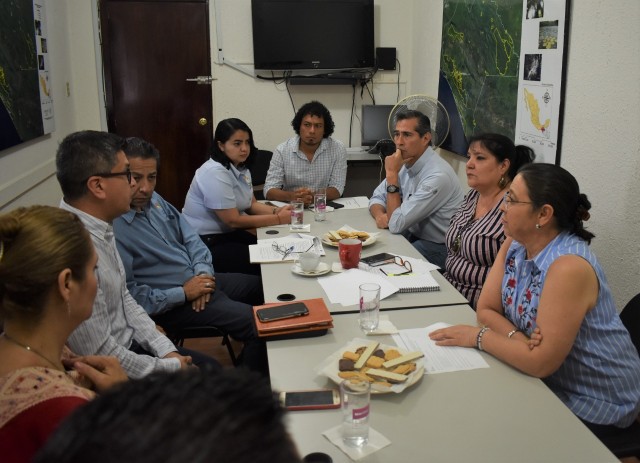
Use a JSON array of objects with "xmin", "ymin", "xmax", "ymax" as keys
[
  {"xmin": 0, "ymin": 0, "xmax": 54, "ymax": 153},
  {"xmin": 439, "ymin": 0, "xmax": 569, "ymax": 164}
]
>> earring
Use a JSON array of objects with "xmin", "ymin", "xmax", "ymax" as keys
[
  {"xmin": 67, "ymin": 301, "xmax": 71, "ymax": 317},
  {"xmin": 535, "ymin": 224, "xmax": 541, "ymax": 229},
  {"xmin": 498, "ymin": 176, "xmax": 507, "ymax": 188}
]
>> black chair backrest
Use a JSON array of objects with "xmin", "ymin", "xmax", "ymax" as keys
[
  {"xmin": 620, "ymin": 293, "xmax": 640, "ymax": 356},
  {"xmin": 250, "ymin": 149, "xmax": 273, "ymax": 186}
]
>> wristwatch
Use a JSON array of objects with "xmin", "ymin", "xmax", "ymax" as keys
[{"xmin": 386, "ymin": 184, "xmax": 400, "ymax": 194}]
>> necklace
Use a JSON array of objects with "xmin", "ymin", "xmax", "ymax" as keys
[
  {"xmin": 2, "ymin": 333, "xmax": 63, "ymax": 371},
  {"xmin": 451, "ymin": 216, "xmax": 476, "ymax": 254}
]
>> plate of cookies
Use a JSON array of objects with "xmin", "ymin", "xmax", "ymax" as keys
[
  {"xmin": 315, "ymin": 338, "xmax": 425, "ymax": 394},
  {"xmin": 322, "ymin": 228, "xmax": 377, "ymax": 247}
]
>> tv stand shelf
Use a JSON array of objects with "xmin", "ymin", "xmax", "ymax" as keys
[{"xmin": 288, "ymin": 75, "xmax": 362, "ymax": 86}]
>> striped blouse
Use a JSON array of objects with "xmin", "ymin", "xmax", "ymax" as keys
[
  {"xmin": 504, "ymin": 232, "xmax": 640, "ymax": 427},
  {"xmin": 444, "ymin": 189, "xmax": 505, "ymax": 309}
]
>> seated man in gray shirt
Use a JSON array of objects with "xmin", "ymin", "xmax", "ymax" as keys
[
  {"xmin": 56, "ymin": 130, "xmax": 219, "ymax": 378},
  {"xmin": 113, "ymin": 137, "xmax": 267, "ymax": 375},
  {"xmin": 264, "ymin": 101, "xmax": 347, "ymax": 206},
  {"xmin": 369, "ymin": 110, "xmax": 464, "ymax": 269}
]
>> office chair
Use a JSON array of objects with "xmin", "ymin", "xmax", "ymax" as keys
[
  {"xmin": 602, "ymin": 292, "xmax": 640, "ymax": 459},
  {"xmin": 249, "ymin": 149, "xmax": 273, "ymax": 200},
  {"xmin": 167, "ymin": 326, "xmax": 238, "ymax": 366}
]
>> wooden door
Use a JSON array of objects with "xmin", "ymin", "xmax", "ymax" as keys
[{"xmin": 100, "ymin": 0, "xmax": 212, "ymax": 209}]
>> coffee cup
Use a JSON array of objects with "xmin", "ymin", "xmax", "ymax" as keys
[
  {"xmin": 338, "ymin": 238, "xmax": 362, "ymax": 269},
  {"xmin": 297, "ymin": 251, "xmax": 320, "ymax": 273}
]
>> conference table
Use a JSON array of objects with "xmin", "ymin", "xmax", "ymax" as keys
[
  {"xmin": 267, "ymin": 305, "xmax": 618, "ymax": 462},
  {"xmin": 257, "ymin": 207, "xmax": 468, "ymax": 313},
  {"xmin": 256, "ymin": 204, "xmax": 616, "ymax": 462}
]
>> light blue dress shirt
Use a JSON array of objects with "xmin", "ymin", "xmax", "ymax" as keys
[
  {"xmin": 113, "ymin": 192, "xmax": 214, "ymax": 316},
  {"xmin": 182, "ymin": 159, "xmax": 254, "ymax": 235},
  {"xmin": 369, "ymin": 146, "xmax": 464, "ymax": 244}
]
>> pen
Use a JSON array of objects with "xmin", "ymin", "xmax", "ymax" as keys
[{"xmin": 281, "ymin": 245, "xmax": 295, "ymax": 260}]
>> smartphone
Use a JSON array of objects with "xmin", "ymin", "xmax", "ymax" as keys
[
  {"xmin": 360, "ymin": 252, "xmax": 396, "ymax": 267},
  {"xmin": 326, "ymin": 200, "xmax": 345, "ymax": 209},
  {"xmin": 279, "ymin": 389, "xmax": 341, "ymax": 411},
  {"xmin": 256, "ymin": 302, "xmax": 309, "ymax": 323}
]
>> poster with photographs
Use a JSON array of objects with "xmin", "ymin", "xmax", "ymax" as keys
[
  {"xmin": 515, "ymin": 0, "xmax": 569, "ymax": 164},
  {"xmin": 438, "ymin": 0, "xmax": 569, "ymax": 164},
  {"xmin": 0, "ymin": 0, "xmax": 53, "ymax": 152},
  {"xmin": 34, "ymin": 0, "xmax": 54, "ymax": 135}
]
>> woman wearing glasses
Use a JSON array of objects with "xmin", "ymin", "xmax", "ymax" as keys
[
  {"xmin": 431, "ymin": 164, "xmax": 640, "ymax": 451},
  {"xmin": 0, "ymin": 206, "xmax": 127, "ymax": 462},
  {"xmin": 444, "ymin": 134, "xmax": 534, "ymax": 309},
  {"xmin": 183, "ymin": 119, "xmax": 292, "ymax": 275}
]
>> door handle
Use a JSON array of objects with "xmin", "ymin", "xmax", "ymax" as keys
[{"xmin": 186, "ymin": 76, "xmax": 216, "ymax": 85}]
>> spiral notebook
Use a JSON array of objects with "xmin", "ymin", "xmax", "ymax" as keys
[{"xmin": 386, "ymin": 272, "xmax": 440, "ymax": 293}]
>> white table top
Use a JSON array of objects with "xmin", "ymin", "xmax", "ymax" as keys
[
  {"xmin": 257, "ymin": 207, "xmax": 468, "ymax": 313},
  {"xmin": 267, "ymin": 305, "xmax": 617, "ymax": 463}
]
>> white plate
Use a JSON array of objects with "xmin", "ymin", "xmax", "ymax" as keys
[
  {"xmin": 316, "ymin": 338, "xmax": 424, "ymax": 394},
  {"xmin": 322, "ymin": 234, "xmax": 377, "ymax": 248},
  {"xmin": 290, "ymin": 262, "xmax": 331, "ymax": 277}
]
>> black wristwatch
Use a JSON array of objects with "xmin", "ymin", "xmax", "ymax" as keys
[{"xmin": 386, "ymin": 184, "xmax": 400, "ymax": 194}]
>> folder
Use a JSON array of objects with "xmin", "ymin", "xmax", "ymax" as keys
[{"xmin": 253, "ymin": 298, "xmax": 333, "ymax": 340}]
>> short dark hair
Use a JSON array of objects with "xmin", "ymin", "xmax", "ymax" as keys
[
  {"xmin": 210, "ymin": 118, "xmax": 257, "ymax": 170},
  {"xmin": 394, "ymin": 110, "xmax": 431, "ymax": 140},
  {"xmin": 467, "ymin": 133, "xmax": 536, "ymax": 181},
  {"xmin": 122, "ymin": 137, "xmax": 160, "ymax": 167},
  {"xmin": 35, "ymin": 368, "xmax": 302, "ymax": 463},
  {"xmin": 291, "ymin": 101, "xmax": 335, "ymax": 138},
  {"xmin": 517, "ymin": 163, "xmax": 595, "ymax": 244},
  {"xmin": 56, "ymin": 130, "xmax": 125, "ymax": 201}
]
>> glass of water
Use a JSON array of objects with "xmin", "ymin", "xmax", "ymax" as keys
[
  {"xmin": 340, "ymin": 378, "xmax": 370, "ymax": 447},
  {"xmin": 290, "ymin": 200, "xmax": 304, "ymax": 229},
  {"xmin": 359, "ymin": 283, "xmax": 380, "ymax": 333}
]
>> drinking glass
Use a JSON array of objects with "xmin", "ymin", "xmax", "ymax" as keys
[
  {"xmin": 340, "ymin": 378, "xmax": 370, "ymax": 447},
  {"xmin": 359, "ymin": 283, "xmax": 380, "ymax": 333},
  {"xmin": 290, "ymin": 200, "xmax": 304, "ymax": 229}
]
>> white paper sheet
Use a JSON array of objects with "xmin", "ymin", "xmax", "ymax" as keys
[
  {"xmin": 331, "ymin": 196, "xmax": 370, "ymax": 209},
  {"xmin": 392, "ymin": 322, "xmax": 490, "ymax": 374},
  {"xmin": 317, "ymin": 268, "xmax": 398, "ymax": 306},
  {"xmin": 250, "ymin": 236, "xmax": 324, "ymax": 263}
]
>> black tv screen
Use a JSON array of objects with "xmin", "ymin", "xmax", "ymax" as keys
[{"xmin": 251, "ymin": 0, "xmax": 374, "ymax": 71}]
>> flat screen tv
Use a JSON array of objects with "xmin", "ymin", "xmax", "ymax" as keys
[
  {"xmin": 251, "ymin": 0, "xmax": 374, "ymax": 71},
  {"xmin": 361, "ymin": 104, "xmax": 394, "ymax": 146}
]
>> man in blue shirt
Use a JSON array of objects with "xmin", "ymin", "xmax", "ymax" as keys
[
  {"xmin": 369, "ymin": 110, "xmax": 464, "ymax": 269},
  {"xmin": 113, "ymin": 137, "xmax": 267, "ymax": 375}
]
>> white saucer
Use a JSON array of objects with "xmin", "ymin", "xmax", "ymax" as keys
[{"xmin": 291, "ymin": 262, "xmax": 331, "ymax": 277}]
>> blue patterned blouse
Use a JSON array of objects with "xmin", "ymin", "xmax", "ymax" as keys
[{"xmin": 503, "ymin": 232, "xmax": 640, "ymax": 427}]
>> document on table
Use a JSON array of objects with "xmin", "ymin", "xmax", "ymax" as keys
[
  {"xmin": 392, "ymin": 322, "xmax": 490, "ymax": 374},
  {"xmin": 250, "ymin": 235, "xmax": 324, "ymax": 263},
  {"xmin": 317, "ymin": 268, "xmax": 398, "ymax": 306},
  {"xmin": 331, "ymin": 196, "xmax": 369, "ymax": 209}
]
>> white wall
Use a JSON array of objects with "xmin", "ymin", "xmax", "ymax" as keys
[{"xmin": 1, "ymin": 0, "xmax": 638, "ymax": 308}]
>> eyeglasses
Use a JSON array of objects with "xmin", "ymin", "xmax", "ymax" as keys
[
  {"xmin": 86, "ymin": 168, "xmax": 132, "ymax": 184},
  {"xmin": 380, "ymin": 256, "xmax": 412, "ymax": 276},
  {"xmin": 503, "ymin": 192, "xmax": 533, "ymax": 210}
]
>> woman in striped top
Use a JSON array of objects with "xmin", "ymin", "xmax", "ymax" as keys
[
  {"xmin": 431, "ymin": 164, "xmax": 640, "ymax": 450},
  {"xmin": 444, "ymin": 134, "xmax": 534, "ymax": 308}
]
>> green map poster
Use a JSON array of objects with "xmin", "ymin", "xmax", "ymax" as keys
[
  {"xmin": 439, "ymin": 0, "xmax": 568, "ymax": 164},
  {"xmin": 0, "ymin": 0, "xmax": 54, "ymax": 152}
]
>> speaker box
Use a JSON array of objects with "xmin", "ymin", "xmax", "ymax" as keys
[{"xmin": 376, "ymin": 47, "xmax": 397, "ymax": 71}]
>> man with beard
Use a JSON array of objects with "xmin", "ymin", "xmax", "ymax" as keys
[{"xmin": 264, "ymin": 101, "xmax": 347, "ymax": 206}]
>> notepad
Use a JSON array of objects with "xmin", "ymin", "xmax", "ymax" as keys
[{"xmin": 386, "ymin": 273, "xmax": 440, "ymax": 293}]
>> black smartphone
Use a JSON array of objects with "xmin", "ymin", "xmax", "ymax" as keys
[
  {"xmin": 256, "ymin": 302, "xmax": 309, "ymax": 323},
  {"xmin": 360, "ymin": 252, "xmax": 396, "ymax": 267},
  {"xmin": 279, "ymin": 389, "xmax": 341, "ymax": 411},
  {"xmin": 326, "ymin": 200, "xmax": 345, "ymax": 209}
]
